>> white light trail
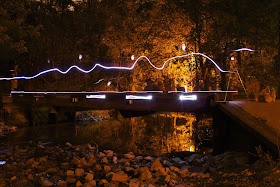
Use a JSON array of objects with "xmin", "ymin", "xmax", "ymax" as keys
[
  {"xmin": 86, "ymin": 95, "xmax": 106, "ymax": 99},
  {"xmin": 11, "ymin": 91, "xmax": 163, "ymax": 94},
  {"xmin": 94, "ymin": 79, "xmax": 104, "ymax": 84},
  {"xmin": 126, "ymin": 95, "xmax": 152, "ymax": 100},
  {"xmin": 179, "ymin": 95, "xmax": 197, "ymax": 101},
  {"xmin": 168, "ymin": 90, "xmax": 238, "ymax": 93},
  {"xmin": 231, "ymin": 48, "xmax": 257, "ymax": 52},
  {"xmin": 0, "ymin": 52, "xmax": 238, "ymax": 81}
]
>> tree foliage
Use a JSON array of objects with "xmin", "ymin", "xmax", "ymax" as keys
[{"xmin": 0, "ymin": 0, "xmax": 279, "ymax": 94}]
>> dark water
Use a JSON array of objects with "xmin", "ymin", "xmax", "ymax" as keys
[{"xmin": 1, "ymin": 110, "xmax": 213, "ymax": 156}]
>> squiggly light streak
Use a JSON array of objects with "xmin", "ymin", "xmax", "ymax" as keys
[
  {"xmin": 231, "ymin": 48, "xmax": 257, "ymax": 52},
  {"xmin": 179, "ymin": 95, "xmax": 197, "ymax": 101},
  {"xmin": 94, "ymin": 79, "xmax": 104, "ymax": 84},
  {"xmin": 0, "ymin": 52, "xmax": 237, "ymax": 81},
  {"xmin": 126, "ymin": 95, "xmax": 152, "ymax": 100}
]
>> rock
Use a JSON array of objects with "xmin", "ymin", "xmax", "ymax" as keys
[
  {"xmin": 56, "ymin": 180, "xmax": 67, "ymax": 187},
  {"xmin": 190, "ymin": 159, "xmax": 202, "ymax": 166},
  {"xmin": 26, "ymin": 158, "xmax": 35, "ymax": 165},
  {"xmin": 66, "ymin": 177, "xmax": 77, "ymax": 184},
  {"xmin": 104, "ymin": 150, "xmax": 114, "ymax": 158},
  {"xmin": 85, "ymin": 173, "xmax": 94, "ymax": 182},
  {"xmin": 110, "ymin": 171, "xmax": 128, "ymax": 182},
  {"xmin": 37, "ymin": 145, "xmax": 45, "ymax": 149},
  {"xmin": 165, "ymin": 175, "xmax": 171, "ymax": 183},
  {"xmin": 38, "ymin": 157, "xmax": 47, "ymax": 163},
  {"xmin": 65, "ymin": 142, "xmax": 72, "ymax": 147},
  {"xmin": 97, "ymin": 152, "xmax": 106, "ymax": 159},
  {"xmin": 99, "ymin": 179, "xmax": 109, "ymax": 185},
  {"xmin": 95, "ymin": 164, "xmax": 102, "ymax": 171},
  {"xmin": 154, "ymin": 168, "xmax": 167, "ymax": 177},
  {"xmin": 124, "ymin": 154, "xmax": 135, "ymax": 159},
  {"xmin": 179, "ymin": 168, "xmax": 190, "ymax": 178},
  {"xmin": 73, "ymin": 157, "xmax": 80, "ymax": 165},
  {"xmin": 129, "ymin": 181, "xmax": 139, "ymax": 187},
  {"xmin": 169, "ymin": 180, "xmax": 178, "ymax": 186},
  {"xmin": 163, "ymin": 160, "xmax": 173, "ymax": 167},
  {"xmin": 75, "ymin": 168, "xmax": 85, "ymax": 177},
  {"xmin": 84, "ymin": 180, "xmax": 97, "ymax": 187},
  {"xmin": 151, "ymin": 158, "xmax": 163, "ymax": 171},
  {"xmin": 101, "ymin": 157, "xmax": 108, "ymax": 164},
  {"xmin": 135, "ymin": 156, "xmax": 143, "ymax": 162},
  {"xmin": 188, "ymin": 154, "xmax": 202, "ymax": 163},
  {"xmin": 135, "ymin": 166, "xmax": 149, "ymax": 175},
  {"xmin": 112, "ymin": 156, "xmax": 118, "ymax": 163},
  {"xmin": 66, "ymin": 170, "xmax": 75, "ymax": 176},
  {"xmin": 124, "ymin": 162, "xmax": 130, "ymax": 167},
  {"xmin": 27, "ymin": 174, "xmax": 33, "ymax": 181},
  {"xmin": 139, "ymin": 170, "xmax": 153, "ymax": 181},
  {"xmin": 201, "ymin": 164, "xmax": 210, "ymax": 173},
  {"xmin": 31, "ymin": 161, "xmax": 39, "ymax": 168},
  {"xmin": 88, "ymin": 158, "xmax": 96, "ymax": 166},
  {"xmin": 171, "ymin": 157, "xmax": 183, "ymax": 163},
  {"xmin": 144, "ymin": 156, "xmax": 153, "ymax": 161},
  {"xmin": 43, "ymin": 180, "xmax": 54, "ymax": 186},
  {"xmin": 190, "ymin": 172, "xmax": 210, "ymax": 178},
  {"xmin": 76, "ymin": 180, "xmax": 83, "ymax": 187},
  {"xmin": 125, "ymin": 167, "xmax": 134, "ymax": 172},
  {"xmin": 46, "ymin": 167, "xmax": 58, "ymax": 174},
  {"xmin": 169, "ymin": 166, "xmax": 180, "ymax": 172},
  {"xmin": 104, "ymin": 165, "xmax": 111, "ymax": 173}
]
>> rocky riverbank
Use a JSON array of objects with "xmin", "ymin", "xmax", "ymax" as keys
[{"xmin": 0, "ymin": 142, "xmax": 279, "ymax": 186}]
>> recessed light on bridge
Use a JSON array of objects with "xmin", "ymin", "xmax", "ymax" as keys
[
  {"xmin": 179, "ymin": 95, "xmax": 197, "ymax": 101},
  {"xmin": 126, "ymin": 95, "xmax": 152, "ymax": 100},
  {"xmin": 86, "ymin": 95, "xmax": 106, "ymax": 99}
]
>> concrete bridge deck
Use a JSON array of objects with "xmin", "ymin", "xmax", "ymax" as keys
[{"xmin": 216, "ymin": 100, "xmax": 280, "ymax": 154}]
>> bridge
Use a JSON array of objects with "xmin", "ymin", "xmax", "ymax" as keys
[
  {"xmin": 2, "ymin": 49, "xmax": 279, "ymax": 156},
  {"xmin": 1, "ymin": 90, "xmax": 236, "ymax": 114}
]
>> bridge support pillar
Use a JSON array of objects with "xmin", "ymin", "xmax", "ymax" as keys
[{"xmin": 48, "ymin": 107, "xmax": 57, "ymax": 124}]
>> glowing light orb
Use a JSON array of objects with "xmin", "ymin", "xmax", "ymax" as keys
[
  {"xmin": 79, "ymin": 54, "xmax": 83, "ymax": 60},
  {"xmin": 182, "ymin": 43, "xmax": 186, "ymax": 52},
  {"xmin": 107, "ymin": 81, "xmax": 112, "ymax": 87}
]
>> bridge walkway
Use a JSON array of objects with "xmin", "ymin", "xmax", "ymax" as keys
[{"xmin": 216, "ymin": 100, "xmax": 280, "ymax": 154}]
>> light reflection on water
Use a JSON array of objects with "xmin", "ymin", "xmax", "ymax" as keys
[{"xmin": 2, "ymin": 111, "xmax": 213, "ymax": 156}]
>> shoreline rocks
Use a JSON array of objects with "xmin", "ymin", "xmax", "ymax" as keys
[{"xmin": 0, "ymin": 142, "xmax": 277, "ymax": 186}]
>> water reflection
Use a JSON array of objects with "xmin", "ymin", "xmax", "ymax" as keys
[
  {"xmin": 3, "ymin": 110, "xmax": 213, "ymax": 156},
  {"xmin": 77, "ymin": 111, "xmax": 212, "ymax": 156}
]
